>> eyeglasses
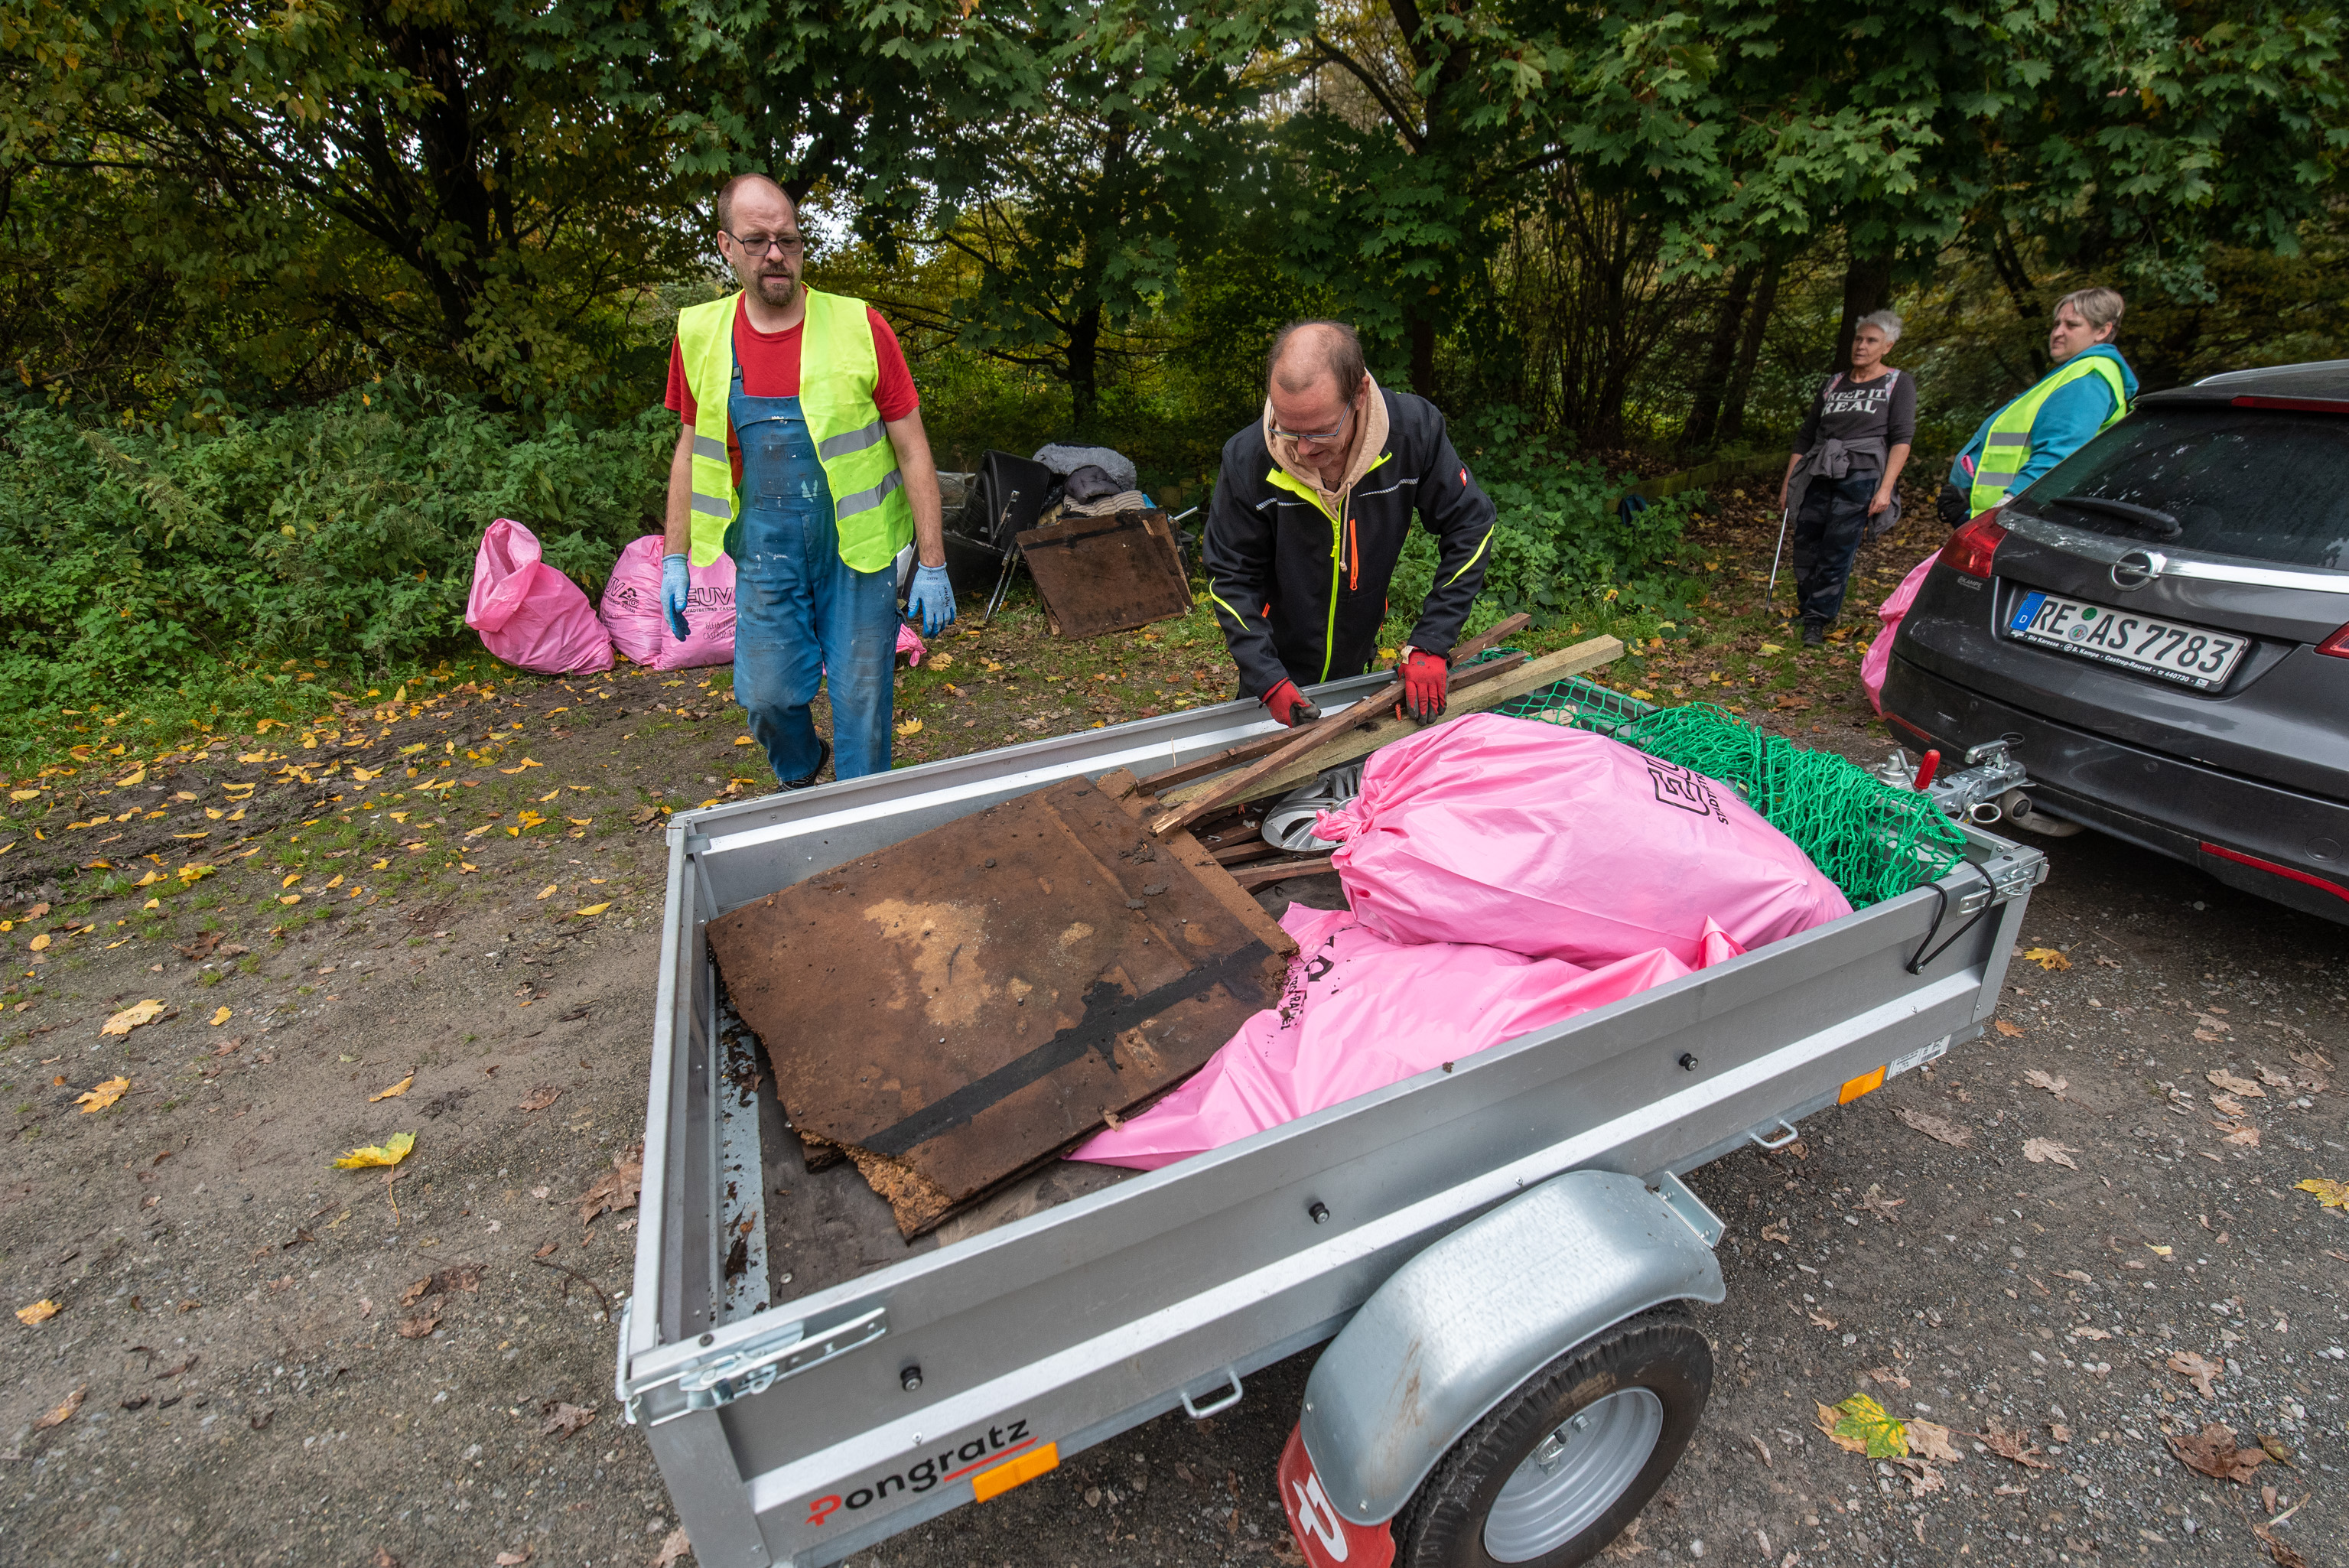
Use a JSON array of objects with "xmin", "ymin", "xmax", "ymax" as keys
[
  {"xmin": 1270, "ymin": 401, "xmax": 1355, "ymax": 446},
  {"xmin": 724, "ymin": 230, "xmax": 807, "ymax": 259}
]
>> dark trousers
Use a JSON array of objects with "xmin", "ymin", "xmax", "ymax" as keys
[{"xmin": 1791, "ymin": 467, "xmax": 1876, "ymax": 626}]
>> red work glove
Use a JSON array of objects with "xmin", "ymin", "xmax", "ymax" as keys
[
  {"xmin": 1262, "ymin": 679, "xmax": 1322, "ymax": 727},
  {"xmin": 1397, "ymin": 647, "xmax": 1448, "ymax": 721}
]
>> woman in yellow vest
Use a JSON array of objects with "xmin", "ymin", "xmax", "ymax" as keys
[
  {"xmin": 1936, "ymin": 287, "xmax": 2138, "ymax": 528},
  {"xmin": 660, "ymin": 174, "xmax": 955, "ymax": 786}
]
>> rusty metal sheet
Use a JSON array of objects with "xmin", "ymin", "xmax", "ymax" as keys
[
  {"xmin": 1016, "ymin": 508, "xmax": 1192, "ymax": 639},
  {"xmin": 706, "ymin": 776, "xmax": 1294, "ymax": 1237}
]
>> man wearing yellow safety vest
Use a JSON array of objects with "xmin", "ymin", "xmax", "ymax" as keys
[
  {"xmin": 1202, "ymin": 320, "xmax": 1495, "ymax": 727},
  {"xmin": 1937, "ymin": 287, "xmax": 2138, "ymax": 528},
  {"xmin": 661, "ymin": 173, "xmax": 955, "ymax": 788}
]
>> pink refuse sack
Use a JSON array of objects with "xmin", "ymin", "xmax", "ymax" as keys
[
  {"xmin": 598, "ymin": 535, "xmax": 737, "ymax": 670},
  {"xmin": 1072, "ymin": 904, "xmax": 1742, "ymax": 1171},
  {"xmin": 465, "ymin": 519, "xmax": 614, "ymax": 675},
  {"xmin": 1861, "ymin": 550, "xmax": 1940, "ymax": 714},
  {"xmin": 1312, "ymin": 713, "xmax": 1850, "ymax": 968}
]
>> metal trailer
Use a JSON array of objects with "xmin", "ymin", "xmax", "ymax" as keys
[{"xmin": 619, "ymin": 672, "xmax": 2045, "ymax": 1568}]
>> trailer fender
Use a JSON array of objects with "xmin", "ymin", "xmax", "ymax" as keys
[{"xmin": 1298, "ymin": 1169, "xmax": 1725, "ymax": 1527}]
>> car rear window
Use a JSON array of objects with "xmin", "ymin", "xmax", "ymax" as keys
[{"xmin": 2016, "ymin": 405, "xmax": 2349, "ymax": 570}]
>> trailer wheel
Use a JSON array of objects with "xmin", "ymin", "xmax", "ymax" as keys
[{"xmin": 1391, "ymin": 1304, "xmax": 1711, "ymax": 1568}]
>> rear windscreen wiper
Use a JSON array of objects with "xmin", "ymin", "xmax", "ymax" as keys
[{"xmin": 2049, "ymin": 494, "xmax": 2183, "ymax": 538}]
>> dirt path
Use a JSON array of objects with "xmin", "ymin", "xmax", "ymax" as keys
[{"xmin": 5, "ymin": 509, "xmax": 2343, "ymax": 1568}]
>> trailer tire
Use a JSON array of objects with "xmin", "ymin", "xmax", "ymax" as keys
[{"xmin": 1390, "ymin": 1303, "xmax": 1711, "ymax": 1568}]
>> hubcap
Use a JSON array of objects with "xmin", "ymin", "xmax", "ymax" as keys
[{"xmin": 1481, "ymin": 1387, "xmax": 1664, "ymax": 1563}]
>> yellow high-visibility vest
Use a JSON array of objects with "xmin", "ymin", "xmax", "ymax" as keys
[
  {"xmin": 673, "ymin": 288, "xmax": 913, "ymax": 570},
  {"xmin": 1968, "ymin": 355, "xmax": 2130, "ymax": 513}
]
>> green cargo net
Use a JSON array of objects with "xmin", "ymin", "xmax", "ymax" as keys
[{"xmin": 1491, "ymin": 678, "xmax": 1965, "ymax": 906}]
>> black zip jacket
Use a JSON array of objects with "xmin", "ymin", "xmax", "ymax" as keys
[{"xmin": 1202, "ymin": 389, "xmax": 1495, "ymax": 701}]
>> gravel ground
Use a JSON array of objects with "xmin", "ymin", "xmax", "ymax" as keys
[{"xmin": 5, "ymin": 522, "xmax": 2345, "ymax": 1568}]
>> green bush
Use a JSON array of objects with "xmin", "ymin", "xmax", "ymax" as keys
[
  {"xmin": 0, "ymin": 389, "xmax": 672, "ymax": 708},
  {"xmin": 1381, "ymin": 408, "xmax": 1703, "ymax": 646}
]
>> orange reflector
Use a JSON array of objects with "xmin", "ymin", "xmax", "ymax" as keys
[
  {"xmin": 1839, "ymin": 1066, "xmax": 1888, "ymax": 1104},
  {"xmin": 971, "ymin": 1441, "xmax": 1059, "ymax": 1502}
]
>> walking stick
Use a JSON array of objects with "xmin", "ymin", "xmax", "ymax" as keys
[{"xmin": 1765, "ymin": 504, "xmax": 1792, "ymax": 610}]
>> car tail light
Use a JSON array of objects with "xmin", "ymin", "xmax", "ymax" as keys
[
  {"xmin": 1938, "ymin": 514, "xmax": 2008, "ymax": 580},
  {"xmin": 2318, "ymin": 622, "xmax": 2349, "ymax": 659}
]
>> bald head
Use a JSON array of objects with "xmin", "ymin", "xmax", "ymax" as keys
[
  {"xmin": 715, "ymin": 172, "xmax": 792, "ymax": 233},
  {"xmin": 1267, "ymin": 320, "xmax": 1367, "ymax": 402}
]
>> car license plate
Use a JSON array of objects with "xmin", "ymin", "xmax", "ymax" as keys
[{"xmin": 2005, "ymin": 590, "xmax": 2247, "ymax": 690}]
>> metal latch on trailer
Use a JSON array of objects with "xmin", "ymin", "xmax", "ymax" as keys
[{"xmin": 618, "ymin": 1300, "xmax": 889, "ymax": 1427}]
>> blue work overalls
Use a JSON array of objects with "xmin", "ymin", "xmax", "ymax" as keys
[{"xmin": 726, "ymin": 369, "xmax": 899, "ymax": 783}]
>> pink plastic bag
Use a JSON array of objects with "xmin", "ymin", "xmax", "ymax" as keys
[
  {"xmin": 465, "ymin": 519, "xmax": 614, "ymax": 675},
  {"xmin": 1313, "ymin": 713, "xmax": 1850, "ymax": 968},
  {"xmin": 1072, "ymin": 905, "xmax": 1742, "ymax": 1170},
  {"xmin": 1861, "ymin": 550, "xmax": 1939, "ymax": 714},
  {"xmin": 598, "ymin": 535, "xmax": 736, "ymax": 670},
  {"xmin": 896, "ymin": 624, "xmax": 926, "ymax": 666}
]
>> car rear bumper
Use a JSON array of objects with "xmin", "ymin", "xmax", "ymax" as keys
[{"xmin": 1882, "ymin": 653, "xmax": 2349, "ymax": 926}]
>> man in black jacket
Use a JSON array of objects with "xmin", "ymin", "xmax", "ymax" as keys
[{"xmin": 1202, "ymin": 320, "xmax": 1497, "ymax": 725}]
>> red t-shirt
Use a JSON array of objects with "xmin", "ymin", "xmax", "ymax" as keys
[{"xmin": 665, "ymin": 296, "xmax": 920, "ymax": 461}]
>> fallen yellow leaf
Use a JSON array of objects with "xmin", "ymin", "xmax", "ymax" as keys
[
  {"xmin": 278, "ymin": 893, "xmax": 301, "ymax": 906},
  {"xmin": 369, "ymin": 1072, "xmax": 415, "ymax": 1102},
  {"xmin": 733, "ymin": 735, "xmax": 753, "ymax": 746},
  {"xmin": 210, "ymin": 1006, "xmax": 232, "ymax": 1026},
  {"xmin": 538, "ymin": 788, "xmax": 562, "ymax": 802},
  {"xmin": 324, "ymin": 873, "xmax": 343, "ymax": 889},
  {"xmin": 28, "ymin": 932, "xmax": 49, "ymax": 952},
  {"xmin": 116, "ymin": 766, "xmax": 146, "ymax": 786},
  {"xmin": 2295, "ymin": 1178, "xmax": 2349, "ymax": 1209},
  {"xmin": 1758, "ymin": 642, "xmax": 1785, "ymax": 655},
  {"xmin": 1816, "ymin": 1393, "xmax": 1908, "ymax": 1458},
  {"xmin": 2146, "ymin": 1243, "xmax": 2172, "ymax": 1256},
  {"xmin": 497, "ymin": 757, "xmax": 545, "ymax": 774},
  {"xmin": 101, "ymin": 1000, "xmax": 168, "ymax": 1036},
  {"xmin": 15, "ymin": 1299, "xmax": 60, "ymax": 1326},
  {"xmin": 370, "ymin": 858, "xmax": 389, "ymax": 870},
  {"xmin": 333, "ymin": 1131, "xmax": 416, "ymax": 1170},
  {"xmin": 177, "ymin": 864, "xmax": 213, "ymax": 883},
  {"xmin": 10, "ymin": 787, "xmax": 41, "ymax": 802},
  {"xmin": 565, "ymin": 817, "xmax": 592, "ymax": 827},
  {"xmin": 535, "ymin": 884, "xmax": 558, "ymax": 900},
  {"xmin": 572, "ymin": 903, "xmax": 611, "ymax": 917},
  {"xmin": 281, "ymin": 873, "xmax": 301, "ymax": 888},
  {"xmin": 2022, "ymin": 946, "xmax": 2071, "ymax": 971},
  {"xmin": 75, "ymin": 1076, "xmax": 130, "ymax": 1113},
  {"xmin": 134, "ymin": 869, "xmax": 164, "ymax": 887},
  {"xmin": 895, "ymin": 718, "xmax": 922, "ymax": 737}
]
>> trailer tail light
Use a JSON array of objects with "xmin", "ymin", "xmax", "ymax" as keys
[
  {"xmin": 2318, "ymin": 622, "xmax": 2349, "ymax": 659},
  {"xmin": 1938, "ymin": 514, "xmax": 2007, "ymax": 580}
]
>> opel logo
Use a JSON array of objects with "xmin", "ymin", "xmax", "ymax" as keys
[{"xmin": 2110, "ymin": 548, "xmax": 2166, "ymax": 591}]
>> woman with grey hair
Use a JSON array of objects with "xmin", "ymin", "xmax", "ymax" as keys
[
  {"xmin": 1936, "ymin": 286, "xmax": 2136, "ymax": 527},
  {"xmin": 1775, "ymin": 309, "xmax": 1915, "ymax": 645}
]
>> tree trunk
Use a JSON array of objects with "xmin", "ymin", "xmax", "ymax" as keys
[
  {"xmin": 1407, "ymin": 314, "xmax": 1437, "ymax": 398},
  {"xmin": 1717, "ymin": 252, "xmax": 1783, "ymax": 443},
  {"xmin": 1833, "ymin": 246, "xmax": 1896, "ymax": 373},
  {"xmin": 1066, "ymin": 300, "xmax": 1101, "ymax": 429},
  {"xmin": 1683, "ymin": 265, "xmax": 1755, "ymax": 450}
]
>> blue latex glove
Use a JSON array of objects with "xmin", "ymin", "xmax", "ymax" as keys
[
  {"xmin": 907, "ymin": 562, "xmax": 957, "ymax": 638},
  {"xmin": 660, "ymin": 552, "xmax": 691, "ymax": 641}
]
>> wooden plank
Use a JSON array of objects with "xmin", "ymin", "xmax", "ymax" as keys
[
  {"xmin": 1149, "ymin": 613, "xmax": 1531, "ymax": 838},
  {"xmin": 1157, "ymin": 635, "xmax": 1625, "ymax": 810},
  {"xmin": 706, "ymin": 775, "xmax": 1294, "ymax": 1238},
  {"xmin": 1015, "ymin": 509, "xmax": 1193, "ymax": 639},
  {"xmin": 1226, "ymin": 855, "xmax": 1335, "ymax": 890}
]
